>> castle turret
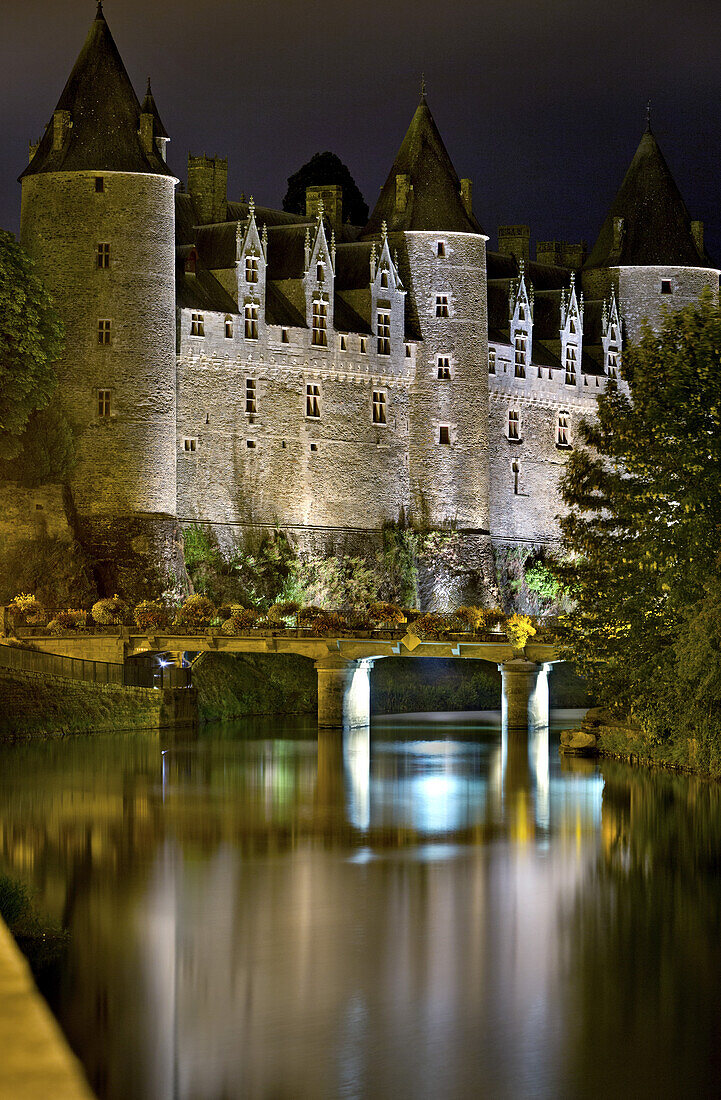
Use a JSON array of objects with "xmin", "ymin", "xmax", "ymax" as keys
[
  {"xmin": 19, "ymin": 4, "xmax": 180, "ymax": 595},
  {"xmin": 363, "ymin": 89, "xmax": 489, "ymax": 534},
  {"xmin": 583, "ymin": 117, "xmax": 720, "ymax": 342}
]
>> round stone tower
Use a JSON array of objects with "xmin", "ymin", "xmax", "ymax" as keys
[
  {"xmin": 19, "ymin": 4, "xmax": 180, "ymax": 596},
  {"xmin": 363, "ymin": 93, "xmax": 495, "ymax": 607}
]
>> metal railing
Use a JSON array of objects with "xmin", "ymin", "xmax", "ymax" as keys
[{"xmin": 0, "ymin": 644, "xmax": 191, "ymax": 689}]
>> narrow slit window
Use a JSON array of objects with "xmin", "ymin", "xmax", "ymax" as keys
[
  {"xmin": 225, "ymin": 316, "xmax": 234, "ymax": 339},
  {"xmin": 97, "ymin": 319, "xmax": 112, "ymax": 345},
  {"xmin": 245, "ymin": 255, "xmax": 259, "ymax": 283},
  {"xmin": 340, "ymin": 335, "xmax": 347, "ymax": 351},
  {"xmin": 97, "ymin": 389, "xmax": 111, "ymax": 417},
  {"xmin": 281, "ymin": 328, "xmax": 290, "ymax": 343},
  {"xmin": 245, "ymin": 378, "xmax": 257, "ymax": 415},
  {"xmin": 377, "ymin": 311, "xmax": 391, "ymax": 355},
  {"xmin": 306, "ymin": 383, "xmax": 321, "ymax": 418},
  {"xmin": 95, "ymin": 177, "xmax": 104, "ymax": 193},
  {"xmin": 508, "ymin": 409, "xmax": 520, "ymax": 440},
  {"xmin": 372, "ymin": 390, "xmax": 387, "ymax": 424},
  {"xmin": 96, "ymin": 243, "xmax": 110, "ymax": 269},
  {"xmin": 244, "ymin": 304, "xmax": 258, "ymax": 340},
  {"xmin": 312, "ymin": 301, "xmax": 327, "ymax": 347},
  {"xmin": 439, "ymin": 425, "xmax": 451, "ymax": 445},
  {"xmin": 437, "ymin": 356, "xmax": 451, "ymax": 380},
  {"xmin": 190, "ymin": 312, "xmax": 204, "ymax": 337},
  {"xmin": 488, "ymin": 348, "xmax": 496, "ymax": 374},
  {"xmin": 360, "ymin": 337, "xmax": 367, "ymax": 354},
  {"xmin": 512, "ymin": 461, "xmax": 520, "ymax": 495},
  {"xmin": 437, "ymin": 241, "xmax": 446, "ymax": 257},
  {"xmin": 435, "ymin": 294, "xmax": 449, "ymax": 318}
]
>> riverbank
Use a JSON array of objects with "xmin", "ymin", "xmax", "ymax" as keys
[
  {"xmin": 561, "ymin": 708, "xmax": 721, "ymax": 778},
  {"xmin": 0, "ymin": 667, "xmax": 196, "ymax": 741}
]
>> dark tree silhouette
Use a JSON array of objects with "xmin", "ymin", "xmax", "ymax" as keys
[{"xmin": 283, "ymin": 152, "xmax": 369, "ymax": 225}]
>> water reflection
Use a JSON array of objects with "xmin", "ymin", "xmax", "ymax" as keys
[{"xmin": 1, "ymin": 712, "xmax": 705, "ymax": 1099}]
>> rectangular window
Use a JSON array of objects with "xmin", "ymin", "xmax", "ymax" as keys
[
  {"xmin": 437, "ymin": 356, "xmax": 451, "ymax": 380},
  {"xmin": 565, "ymin": 345, "xmax": 577, "ymax": 385},
  {"xmin": 661, "ymin": 280, "xmax": 672, "ymax": 294},
  {"xmin": 245, "ymin": 378, "xmax": 257, "ymax": 415},
  {"xmin": 435, "ymin": 294, "xmax": 449, "ymax": 318},
  {"xmin": 439, "ymin": 425, "xmax": 451, "ymax": 445},
  {"xmin": 97, "ymin": 319, "xmax": 111, "ymax": 345},
  {"xmin": 377, "ymin": 311, "xmax": 391, "ymax": 355},
  {"xmin": 244, "ymin": 304, "xmax": 258, "ymax": 340},
  {"xmin": 508, "ymin": 409, "xmax": 520, "ymax": 440},
  {"xmin": 246, "ymin": 439, "xmax": 256, "ymax": 449},
  {"xmin": 514, "ymin": 334, "xmax": 526, "ymax": 378},
  {"xmin": 190, "ymin": 312, "xmax": 204, "ymax": 337},
  {"xmin": 183, "ymin": 437, "xmax": 197, "ymax": 452},
  {"xmin": 95, "ymin": 177, "xmax": 104, "ymax": 193},
  {"xmin": 245, "ymin": 255, "xmax": 259, "ymax": 283},
  {"xmin": 405, "ymin": 343, "xmax": 412, "ymax": 358},
  {"xmin": 306, "ymin": 383, "xmax": 321, "ymax": 418},
  {"xmin": 340, "ymin": 335, "xmax": 347, "ymax": 351},
  {"xmin": 360, "ymin": 337, "xmax": 367, "ymax": 354},
  {"xmin": 437, "ymin": 241, "xmax": 446, "ymax": 257},
  {"xmin": 312, "ymin": 301, "xmax": 327, "ymax": 347},
  {"xmin": 225, "ymin": 316, "xmax": 234, "ymax": 339},
  {"xmin": 512, "ymin": 460, "xmax": 520, "ymax": 495},
  {"xmin": 557, "ymin": 412, "xmax": 570, "ymax": 447},
  {"xmin": 372, "ymin": 390, "xmax": 387, "ymax": 424},
  {"xmin": 607, "ymin": 350, "xmax": 619, "ymax": 377},
  {"xmin": 310, "ymin": 442, "xmax": 319, "ymax": 453},
  {"xmin": 281, "ymin": 328, "xmax": 290, "ymax": 344},
  {"xmin": 96, "ymin": 243, "xmax": 110, "ymax": 269},
  {"xmin": 97, "ymin": 389, "xmax": 111, "ymax": 418},
  {"xmin": 488, "ymin": 348, "xmax": 496, "ymax": 374}
]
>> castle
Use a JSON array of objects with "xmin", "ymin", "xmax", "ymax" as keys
[{"xmin": 14, "ymin": 4, "xmax": 721, "ymax": 601}]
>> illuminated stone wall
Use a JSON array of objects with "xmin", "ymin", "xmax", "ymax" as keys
[{"xmin": 583, "ymin": 265, "xmax": 719, "ymax": 343}]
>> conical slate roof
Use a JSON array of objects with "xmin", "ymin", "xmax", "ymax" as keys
[
  {"xmin": 363, "ymin": 96, "xmax": 482, "ymax": 236},
  {"xmin": 141, "ymin": 78, "xmax": 169, "ymax": 140},
  {"xmin": 21, "ymin": 4, "xmax": 173, "ymax": 179},
  {"xmin": 585, "ymin": 128, "xmax": 711, "ymax": 269}
]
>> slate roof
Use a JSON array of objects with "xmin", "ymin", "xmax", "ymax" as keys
[
  {"xmin": 21, "ymin": 5, "xmax": 173, "ymax": 179},
  {"xmin": 363, "ymin": 98, "xmax": 483, "ymax": 236},
  {"xmin": 585, "ymin": 128, "xmax": 713, "ymax": 269},
  {"xmin": 175, "ymin": 249, "xmax": 238, "ymax": 314},
  {"xmin": 140, "ymin": 78, "xmax": 169, "ymax": 140}
]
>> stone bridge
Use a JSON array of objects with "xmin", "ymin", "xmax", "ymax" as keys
[{"xmin": 15, "ymin": 629, "xmax": 560, "ymax": 732}]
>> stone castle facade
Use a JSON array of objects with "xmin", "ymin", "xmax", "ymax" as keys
[{"xmin": 13, "ymin": 6, "xmax": 721, "ymax": 597}]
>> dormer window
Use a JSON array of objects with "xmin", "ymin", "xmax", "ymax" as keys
[
  {"xmin": 607, "ymin": 350, "xmax": 619, "ymax": 378},
  {"xmin": 518, "ymin": 305, "xmax": 526, "ymax": 321},
  {"xmin": 316, "ymin": 262, "xmax": 325, "ymax": 284},
  {"xmin": 244, "ymin": 304, "xmax": 258, "ymax": 340},
  {"xmin": 245, "ymin": 256, "xmax": 259, "ymax": 283},
  {"xmin": 312, "ymin": 301, "xmax": 327, "ymax": 347},
  {"xmin": 569, "ymin": 319, "xmax": 576, "ymax": 334},
  {"xmin": 380, "ymin": 270, "xmax": 389, "ymax": 289},
  {"xmin": 514, "ymin": 334, "xmax": 526, "ymax": 378},
  {"xmin": 565, "ymin": 345, "xmax": 577, "ymax": 385},
  {"xmin": 377, "ymin": 312, "xmax": 391, "ymax": 355}
]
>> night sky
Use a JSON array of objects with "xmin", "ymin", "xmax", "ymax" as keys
[{"xmin": 3, "ymin": 0, "xmax": 721, "ymax": 257}]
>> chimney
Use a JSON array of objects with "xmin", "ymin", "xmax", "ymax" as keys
[
  {"xmin": 560, "ymin": 241, "xmax": 587, "ymax": 269},
  {"xmin": 52, "ymin": 110, "xmax": 71, "ymax": 152},
  {"xmin": 612, "ymin": 217, "xmax": 625, "ymax": 254},
  {"xmin": 691, "ymin": 220, "xmax": 704, "ymax": 256},
  {"xmin": 395, "ymin": 173, "xmax": 411, "ymax": 213},
  {"xmin": 460, "ymin": 179, "xmax": 472, "ymax": 217},
  {"xmin": 497, "ymin": 225, "xmax": 530, "ymax": 264},
  {"xmin": 187, "ymin": 154, "xmax": 228, "ymax": 224},
  {"xmin": 537, "ymin": 241, "xmax": 562, "ymax": 266},
  {"xmin": 305, "ymin": 184, "xmax": 343, "ymax": 229}
]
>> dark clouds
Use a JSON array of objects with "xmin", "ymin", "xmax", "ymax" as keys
[{"xmin": 2, "ymin": 0, "xmax": 721, "ymax": 256}]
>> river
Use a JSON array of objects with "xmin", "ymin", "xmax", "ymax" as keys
[{"xmin": 0, "ymin": 710, "xmax": 719, "ymax": 1099}]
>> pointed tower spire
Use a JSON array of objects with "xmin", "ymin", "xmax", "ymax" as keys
[{"xmin": 96, "ymin": 0, "xmax": 104, "ymax": 19}]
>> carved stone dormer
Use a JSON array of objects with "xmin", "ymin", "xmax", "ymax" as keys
[
  {"xmin": 509, "ymin": 260, "xmax": 534, "ymax": 378},
  {"xmin": 236, "ymin": 196, "xmax": 266, "ymax": 333},
  {"xmin": 304, "ymin": 203, "xmax": 335, "ymax": 345},
  {"xmin": 560, "ymin": 272, "xmax": 584, "ymax": 387},
  {"xmin": 601, "ymin": 288, "xmax": 622, "ymax": 378},
  {"xmin": 371, "ymin": 226, "xmax": 406, "ymax": 362}
]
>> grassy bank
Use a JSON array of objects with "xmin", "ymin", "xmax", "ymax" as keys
[
  {"xmin": 193, "ymin": 653, "xmax": 317, "ymax": 723},
  {"xmin": 565, "ymin": 708, "xmax": 721, "ymax": 778}
]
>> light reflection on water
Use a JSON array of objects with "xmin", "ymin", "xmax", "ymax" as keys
[{"xmin": 0, "ymin": 710, "xmax": 718, "ymax": 1098}]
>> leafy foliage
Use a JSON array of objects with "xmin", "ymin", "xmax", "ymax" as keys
[
  {"xmin": 556, "ymin": 292, "xmax": 721, "ymax": 740},
  {"xmin": 0, "ymin": 231, "xmax": 64, "ymax": 458},
  {"xmin": 282, "ymin": 151, "xmax": 369, "ymax": 225},
  {"xmin": 505, "ymin": 613, "xmax": 537, "ymax": 651},
  {"xmin": 91, "ymin": 595, "xmax": 129, "ymax": 625},
  {"xmin": 133, "ymin": 600, "xmax": 169, "ymax": 631},
  {"xmin": 175, "ymin": 594, "xmax": 216, "ymax": 629}
]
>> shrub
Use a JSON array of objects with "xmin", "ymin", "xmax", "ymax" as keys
[
  {"xmin": 55, "ymin": 608, "xmax": 87, "ymax": 630},
  {"xmin": 8, "ymin": 593, "xmax": 45, "ymax": 624},
  {"xmin": 455, "ymin": 605, "xmax": 487, "ymax": 632},
  {"xmin": 175, "ymin": 594, "xmax": 216, "ymax": 630},
  {"xmin": 367, "ymin": 601, "xmax": 406, "ymax": 626},
  {"xmin": 267, "ymin": 600, "xmax": 300, "ymax": 625},
  {"xmin": 525, "ymin": 559, "xmax": 561, "ymax": 601},
  {"xmin": 344, "ymin": 609, "xmax": 373, "ymax": 631},
  {"xmin": 133, "ymin": 600, "xmax": 169, "ymax": 631},
  {"xmin": 91, "ymin": 594, "xmax": 129, "ymax": 626},
  {"xmin": 46, "ymin": 619, "xmax": 62, "ymax": 635},
  {"xmin": 299, "ymin": 608, "xmax": 346, "ymax": 634},
  {"xmin": 410, "ymin": 612, "xmax": 451, "ymax": 640},
  {"xmin": 220, "ymin": 607, "xmax": 259, "ymax": 635},
  {"xmin": 506, "ymin": 613, "xmax": 537, "ymax": 651},
  {"xmin": 485, "ymin": 608, "xmax": 506, "ymax": 630}
]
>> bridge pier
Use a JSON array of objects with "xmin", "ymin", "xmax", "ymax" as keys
[
  {"xmin": 315, "ymin": 656, "xmax": 375, "ymax": 729},
  {"xmin": 499, "ymin": 659, "xmax": 550, "ymax": 732}
]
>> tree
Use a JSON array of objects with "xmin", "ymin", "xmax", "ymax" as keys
[
  {"xmin": 283, "ymin": 152, "xmax": 369, "ymax": 225},
  {"xmin": 0, "ymin": 230, "xmax": 63, "ymax": 458},
  {"xmin": 556, "ymin": 291, "xmax": 721, "ymax": 733}
]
